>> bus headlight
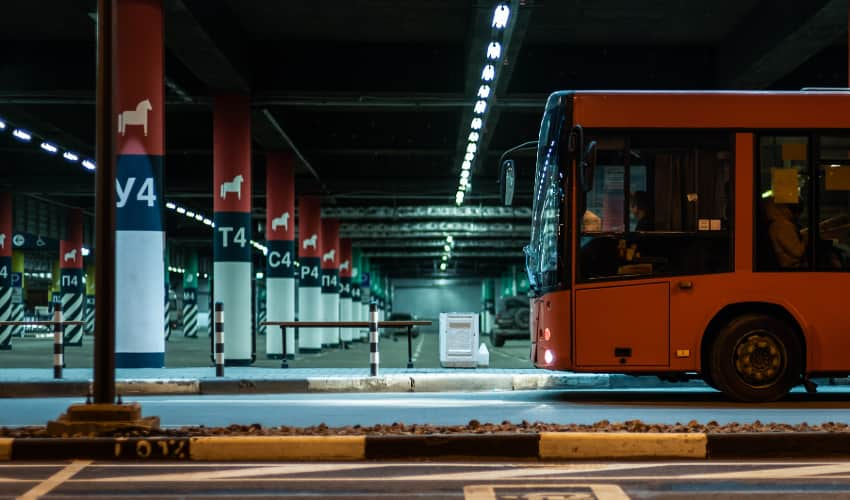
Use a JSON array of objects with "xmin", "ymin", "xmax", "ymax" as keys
[
  {"xmin": 543, "ymin": 327, "xmax": 551, "ymax": 341},
  {"xmin": 544, "ymin": 349, "xmax": 554, "ymax": 365}
]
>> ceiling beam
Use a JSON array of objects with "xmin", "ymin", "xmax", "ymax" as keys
[
  {"xmin": 354, "ymin": 239, "xmax": 526, "ymax": 249},
  {"xmin": 717, "ymin": 0, "xmax": 847, "ymax": 89},
  {"xmin": 363, "ymin": 251, "xmax": 521, "ymax": 258},
  {"xmin": 322, "ymin": 205, "xmax": 530, "ymax": 220},
  {"xmin": 163, "ymin": 0, "xmax": 250, "ymax": 92}
]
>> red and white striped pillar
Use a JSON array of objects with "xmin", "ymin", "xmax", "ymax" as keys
[
  {"xmin": 114, "ymin": 0, "xmax": 165, "ymax": 367},
  {"xmin": 265, "ymin": 152, "xmax": 296, "ymax": 358},
  {"xmin": 338, "ymin": 238, "xmax": 353, "ymax": 344},
  {"xmin": 0, "ymin": 193, "xmax": 12, "ymax": 349},
  {"xmin": 320, "ymin": 218, "xmax": 340, "ymax": 347},
  {"xmin": 213, "ymin": 95, "xmax": 253, "ymax": 365},
  {"xmin": 60, "ymin": 209, "xmax": 84, "ymax": 346},
  {"xmin": 297, "ymin": 196, "xmax": 322, "ymax": 352}
]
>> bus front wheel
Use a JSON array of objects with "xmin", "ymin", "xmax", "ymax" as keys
[{"xmin": 709, "ymin": 314, "xmax": 802, "ymax": 403}]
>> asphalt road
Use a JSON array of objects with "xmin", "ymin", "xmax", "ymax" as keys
[
  {"xmin": 6, "ymin": 388, "xmax": 850, "ymax": 428},
  {"xmin": 7, "ymin": 460, "xmax": 850, "ymax": 499}
]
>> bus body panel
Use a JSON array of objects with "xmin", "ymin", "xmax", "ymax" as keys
[
  {"xmin": 531, "ymin": 289, "xmax": 571, "ymax": 371},
  {"xmin": 573, "ymin": 92, "xmax": 850, "ymax": 130}
]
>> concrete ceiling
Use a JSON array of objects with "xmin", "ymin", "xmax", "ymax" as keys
[{"xmin": 0, "ymin": 0, "xmax": 847, "ymax": 277}]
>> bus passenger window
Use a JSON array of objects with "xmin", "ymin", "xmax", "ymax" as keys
[
  {"xmin": 578, "ymin": 132, "xmax": 732, "ymax": 281},
  {"xmin": 756, "ymin": 136, "xmax": 811, "ymax": 271},
  {"xmin": 817, "ymin": 136, "xmax": 850, "ymax": 271}
]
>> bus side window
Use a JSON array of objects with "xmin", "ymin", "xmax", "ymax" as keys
[
  {"xmin": 756, "ymin": 136, "xmax": 811, "ymax": 271},
  {"xmin": 817, "ymin": 136, "xmax": 850, "ymax": 271}
]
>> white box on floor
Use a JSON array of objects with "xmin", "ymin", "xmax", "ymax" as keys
[{"xmin": 439, "ymin": 312, "xmax": 479, "ymax": 368}]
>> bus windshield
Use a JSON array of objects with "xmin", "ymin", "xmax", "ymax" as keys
[{"xmin": 524, "ymin": 93, "xmax": 569, "ymax": 295}]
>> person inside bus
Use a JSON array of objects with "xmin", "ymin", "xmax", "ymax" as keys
[
  {"xmin": 630, "ymin": 190, "xmax": 653, "ymax": 231},
  {"xmin": 763, "ymin": 197, "xmax": 808, "ymax": 268}
]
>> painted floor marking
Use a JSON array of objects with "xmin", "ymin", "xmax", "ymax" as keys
[
  {"xmin": 89, "ymin": 463, "xmax": 402, "ymax": 482},
  {"xmin": 680, "ymin": 463, "xmax": 850, "ymax": 480},
  {"xmin": 464, "ymin": 483, "xmax": 629, "ymax": 500},
  {"xmin": 16, "ymin": 459, "xmax": 90, "ymax": 500},
  {"xmin": 412, "ymin": 335, "xmax": 425, "ymax": 363}
]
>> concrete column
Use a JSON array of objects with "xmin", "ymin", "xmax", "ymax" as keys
[
  {"xmin": 360, "ymin": 257, "xmax": 371, "ymax": 325},
  {"xmin": 85, "ymin": 263, "xmax": 95, "ymax": 336},
  {"xmin": 115, "ymin": 0, "xmax": 165, "ymax": 367},
  {"xmin": 255, "ymin": 280, "xmax": 266, "ymax": 337},
  {"xmin": 339, "ymin": 238, "xmax": 353, "ymax": 344},
  {"xmin": 182, "ymin": 252, "xmax": 199, "ymax": 338},
  {"xmin": 265, "ymin": 152, "xmax": 296, "ymax": 358},
  {"xmin": 163, "ymin": 241, "xmax": 171, "ymax": 341},
  {"xmin": 50, "ymin": 260, "xmax": 61, "ymax": 317},
  {"xmin": 0, "ymin": 193, "xmax": 12, "ymax": 349},
  {"xmin": 350, "ymin": 247, "xmax": 363, "ymax": 340},
  {"xmin": 60, "ymin": 209, "xmax": 84, "ymax": 346},
  {"xmin": 11, "ymin": 251, "xmax": 24, "ymax": 338},
  {"xmin": 213, "ymin": 94, "xmax": 253, "ymax": 365},
  {"xmin": 297, "ymin": 196, "xmax": 322, "ymax": 352},
  {"xmin": 481, "ymin": 278, "xmax": 495, "ymax": 335},
  {"xmin": 320, "ymin": 218, "xmax": 340, "ymax": 346}
]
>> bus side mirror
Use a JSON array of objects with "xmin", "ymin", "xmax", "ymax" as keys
[
  {"xmin": 579, "ymin": 140, "xmax": 597, "ymax": 192},
  {"xmin": 500, "ymin": 159, "xmax": 516, "ymax": 206}
]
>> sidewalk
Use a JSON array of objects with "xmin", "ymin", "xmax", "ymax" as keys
[{"xmin": 0, "ymin": 367, "xmax": 710, "ymax": 397}]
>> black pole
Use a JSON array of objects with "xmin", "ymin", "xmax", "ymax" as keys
[
  {"xmin": 280, "ymin": 326, "xmax": 288, "ymax": 368},
  {"xmin": 406, "ymin": 325, "xmax": 413, "ymax": 369},
  {"xmin": 93, "ymin": 0, "xmax": 116, "ymax": 405}
]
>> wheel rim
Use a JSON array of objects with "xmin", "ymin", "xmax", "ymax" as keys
[{"xmin": 732, "ymin": 329, "xmax": 787, "ymax": 388}]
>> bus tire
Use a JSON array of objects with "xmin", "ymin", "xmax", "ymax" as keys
[{"xmin": 709, "ymin": 313, "xmax": 801, "ymax": 403}]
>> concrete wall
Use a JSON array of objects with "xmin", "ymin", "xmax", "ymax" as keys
[{"xmin": 392, "ymin": 279, "xmax": 481, "ymax": 333}]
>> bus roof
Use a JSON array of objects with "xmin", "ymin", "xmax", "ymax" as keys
[{"xmin": 559, "ymin": 90, "xmax": 850, "ymax": 129}]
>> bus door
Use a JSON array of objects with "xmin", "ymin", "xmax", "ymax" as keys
[{"xmin": 572, "ymin": 132, "xmax": 732, "ymax": 369}]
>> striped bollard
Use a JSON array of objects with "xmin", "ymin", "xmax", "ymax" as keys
[
  {"xmin": 369, "ymin": 301, "xmax": 379, "ymax": 377},
  {"xmin": 214, "ymin": 302, "xmax": 224, "ymax": 377},
  {"xmin": 164, "ymin": 288, "xmax": 171, "ymax": 341},
  {"xmin": 53, "ymin": 310, "xmax": 63, "ymax": 379}
]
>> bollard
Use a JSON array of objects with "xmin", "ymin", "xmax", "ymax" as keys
[
  {"xmin": 53, "ymin": 310, "xmax": 63, "ymax": 379},
  {"xmin": 369, "ymin": 302, "xmax": 379, "ymax": 377},
  {"xmin": 214, "ymin": 302, "xmax": 224, "ymax": 376},
  {"xmin": 280, "ymin": 325, "xmax": 288, "ymax": 369}
]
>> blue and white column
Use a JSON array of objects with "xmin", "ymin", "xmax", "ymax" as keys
[
  {"xmin": 60, "ymin": 209, "xmax": 84, "ymax": 346},
  {"xmin": 114, "ymin": 0, "xmax": 165, "ymax": 366},
  {"xmin": 213, "ymin": 94, "xmax": 253, "ymax": 365},
  {"xmin": 297, "ymin": 196, "xmax": 322, "ymax": 352},
  {"xmin": 265, "ymin": 152, "xmax": 296, "ymax": 358},
  {"xmin": 320, "ymin": 218, "xmax": 340, "ymax": 347}
]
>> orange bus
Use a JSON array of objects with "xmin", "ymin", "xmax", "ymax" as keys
[{"xmin": 502, "ymin": 90, "xmax": 850, "ymax": 402}]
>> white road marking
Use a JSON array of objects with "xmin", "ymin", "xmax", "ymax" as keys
[
  {"xmin": 412, "ymin": 335, "xmax": 425, "ymax": 362},
  {"xmin": 465, "ymin": 483, "xmax": 629, "ymax": 500},
  {"xmin": 16, "ymin": 459, "xmax": 90, "ymax": 499},
  {"xmin": 680, "ymin": 463, "xmax": 850, "ymax": 480},
  {"xmin": 95, "ymin": 463, "xmax": 397, "ymax": 482}
]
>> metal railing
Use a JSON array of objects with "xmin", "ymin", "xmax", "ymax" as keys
[{"xmin": 260, "ymin": 319, "xmax": 432, "ymax": 370}]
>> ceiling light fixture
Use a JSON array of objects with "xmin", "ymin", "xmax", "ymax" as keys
[
  {"xmin": 487, "ymin": 42, "xmax": 502, "ymax": 60},
  {"xmin": 481, "ymin": 64, "xmax": 495, "ymax": 81},
  {"xmin": 477, "ymin": 85, "xmax": 491, "ymax": 99},
  {"xmin": 63, "ymin": 151, "xmax": 79, "ymax": 162},
  {"xmin": 474, "ymin": 100, "xmax": 487, "ymax": 114},
  {"xmin": 40, "ymin": 142, "xmax": 58, "ymax": 154},
  {"xmin": 492, "ymin": 4, "xmax": 510, "ymax": 29},
  {"xmin": 12, "ymin": 129, "xmax": 32, "ymax": 142}
]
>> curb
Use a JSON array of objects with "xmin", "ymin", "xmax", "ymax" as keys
[
  {"xmin": 0, "ymin": 373, "xmax": 615, "ymax": 397},
  {"xmin": 2, "ymin": 433, "xmax": 849, "ymax": 461}
]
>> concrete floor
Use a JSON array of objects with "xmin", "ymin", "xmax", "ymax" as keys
[{"xmin": 0, "ymin": 329, "xmax": 533, "ymax": 370}]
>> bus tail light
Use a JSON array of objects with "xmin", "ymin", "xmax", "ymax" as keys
[
  {"xmin": 544, "ymin": 349, "xmax": 554, "ymax": 365},
  {"xmin": 543, "ymin": 327, "xmax": 551, "ymax": 341}
]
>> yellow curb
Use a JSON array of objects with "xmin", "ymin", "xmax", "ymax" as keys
[
  {"xmin": 0, "ymin": 438, "xmax": 11, "ymax": 461},
  {"xmin": 189, "ymin": 436, "xmax": 366, "ymax": 461},
  {"xmin": 539, "ymin": 432, "xmax": 707, "ymax": 459}
]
